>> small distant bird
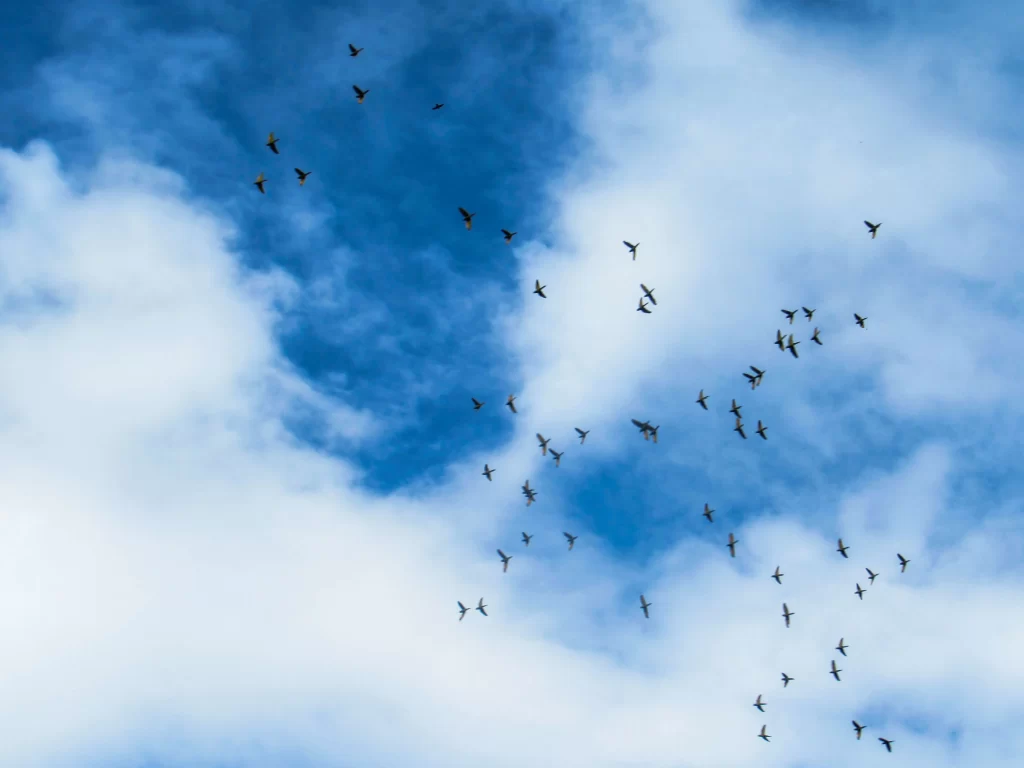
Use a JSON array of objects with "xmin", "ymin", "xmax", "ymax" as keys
[
  {"xmin": 837, "ymin": 538, "xmax": 850, "ymax": 558},
  {"xmin": 472, "ymin": 397, "xmax": 485, "ymax": 410},
  {"xmin": 758, "ymin": 725, "xmax": 770, "ymax": 743},
  {"xmin": 564, "ymin": 532, "xmax": 578, "ymax": 551},
  {"xmin": 802, "ymin": 306, "xmax": 815, "ymax": 321},
  {"xmin": 743, "ymin": 372, "xmax": 757, "ymax": 389},
  {"xmin": 864, "ymin": 220, "xmax": 881, "ymax": 239},
  {"xmin": 730, "ymin": 399, "xmax": 743, "ymax": 418},
  {"xmin": 836, "ymin": 638, "xmax": 848, "ymax": 656},
  {"xmin": 775, "ymin": 329, "xmax": 786, "ymax": 351},
  {"xmin": 482, "ymin": 464, "xmax": 494, "ymax": 481},
  {"xmin": 575, "ymin": 427, "xmax": 589, "ymax": 444},
  {"xmin": 782, "ymin": 603, "xmax": 793, "ymax": 628},
  {"xmin": 852, "ymin": 721, "xmax": 865, "ymax": 740},
  {"xmin": 878, "ymin": 737, "xmax": 894, "ymax": 753},
  {"xmin": 623, "ymin": 241, "xmax": 639, "ymax": 260},
  {"xmin": 294, "ymin": 168, "xmax": 312, "ymax": 186},
  {"xmin": 811, "ymin": 327, "xmax": 822, "ymax": 345},
  {"xmin": 497, "ymin": 549, "xmax": 512, "ymax": 573},
  {"xmin": 536, "ymin": 433, "xmax": 550, "ymax": 456},
  {"xmin": 640, "ymin": 594, "xmax": 652, "ymax": 619},
  {"xmin": 898, "ymin": 553, "xmax": 910, "ymax": 572},
  {"xmin": 640, "ymin": 283, "xmax": 657, "ymax": 305},
  {"xmin": 781, "ymin": 672, "xmax": 793, "ymax": 688},
  {"xmin": 534, "ymin": 280, "xmax": 547, "ymax": 298},
  {"xmin": 506, "ymin": 395, "xmax": 517, "ymax": 413},
  {"xmin": 703, "ymin": 503, "xmax": 714, "ymax": 523},
  {"xmin": 265, "ymin": 133, "xmax": 280, "ymax": 154},
  {"xmin": 457, "ymin": 601, "xmax": 470, "ymax": 621},
  {"xmin": 749, "ymin": 365, "xmax": 765, "ymax": 387},
  {"xmin": 734, "ymin": 418, "xmax": 747, "ymax": 440},
  {"xmin": 501, "ymin": 229, "xmax": 517, "ymax": 243},
  {"xmin": 476, "ymin": 597, "xmax": 488, "ymax": 616},
  {"xmin": 521, "ymin": 532, "xmax": 532, "ymax": 546},
  {"xmin": 647, "ymin": 424, "xmax": 660, "ymax": 443},
  {"xmin": 522, "ymin": 480, "xmax": 536, "ymax": 506},
  {"xmin": 348, "ymin": 43, "xmax": 364, "ymax": 57},
  {"xmin": 432, "ymin": 103, "xmax": 445, "ymax": 110},
  {"xmin": 637, "ymin": 297, "xmax": 652, "ymax": 314},
  {"xmin": 854, "ymin": 313, "xmax": 867, "ymax": 328},
  {"xmin": 753, "ymin": 694, "xmax": 765, "ymax": 712},
  {"xmin": 782, "ymin": 309, "xmax": 797, "ymax": 324},
  {"xmin": 787, "ymin": 334, "xmax": 800, "ymax": 358},
  {"xmin": 727, "ymin": 532, "xmax": 738, "ymax": 558},
  {"xmin": 772, "ymin": 566, "xmax": 783, "ymax": 584},
  {"xmin": 458, "ymin": 207, "xmax": 476, "ymax": 230},
  {"xmin": 253, "ymin": 173, "xmax": 267, "ymax": 194},
  {"xmin": 830, "ymin": 659, "xmax": 842, "ymax": 681},
  {"xmin": 352, "ymin": 84, "xmax": 369, "ymax": 103},
  {"xmin": 551, "ymin": 449, "xmax": 563, "ymax": 467},
  {"xmin": 866, "ymin": 567, "xmax": 878, "ymax": 584},
  {"xmin": 696, "ymin": 390, "xmax": 709, "ymax": 410},
  {"xmin": 756, "ymin": 420, "xmax": 768, "ymax": 440},
  {"xmin": 855, "ymin": 583, "xmax": 865, "ymax": 600}
]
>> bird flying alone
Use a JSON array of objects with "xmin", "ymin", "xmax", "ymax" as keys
[
  {"xmin": 564, "ymin": 532, "xmax": 578, "ymax": 551},
  {"xmin": 637, "ymin": 297, "xmax": 652, "ymax": 314},
  {"xmin": 837, "ymin": 538, "xmax": 849, "ymax": 558},
  {"xmin": 458, "ymin": 207, "xmax": 475, "ymax": 230},
  {"xmin": 830, "ymin": 659, "xmax": 842, "ymax": 681},
  {"xmin": 482, "ymin": 464, "xmax": 494, "ymax": 481},
  {"xmin": 432, "ymin": 103, "xmax": 444, "ymax": 110},
  {"xmin": 497, "ymin": 549, "xmax": 512, "ymax": 573},
  {"xmin": 534, "ymin": 279, "xmax": 547, "ymax": 298},
  {"xmin": 266, "ymin": 132, "xmax": 280, "ymax": 154},
  {"xmin": 472, "ymin": 397, "xmax": 485, "ymax": 410},
  {"xmin": 506, "ymin": 395, "xmax": 517, "ymax": 413},
  {"xmin": 879, "ymin": 737, "xmax": 894, "ymax": 752},
  {"xmin": 756, "ymin": 420, "xmax": 767, "ymax": 440},
  {"xmin": 782, "ymin": 603, "xmax": 793, "ymax": 628},
  {"xmin": 753, "ymin": 694, "xmax": 765, "ymax": 712},
  {"xmin": 501, "ymin": 229, "xmax": 517, "ymax": 243},
  {"xmin": 294, "ymin": 168, "xmax": 311, "ymax": 186},
  {"xmin": 575, "ymin": 427, "xmax": 589, "ymax": 444},
  {"xmin": 696, "ymin": 390, "xmax": 709, "ymax": 410},
  {"xmin": 348, "ymin": 43, "xmax": 363, "ymax": 57},
  {"xmin": 623, "ymin": 241, "xmax": 639, "ymax": 260},
  {"xmin": 781, "ymin": 672, "xmax": 793, "ymax": 687},
  {"xmin": 703, "ymin": 503, "xmax": 714, "ymax": 523},
  {"xmin": 352, "ymin": 84, "xmax": 369, "ymax": 103},
  {"xmin": 640, "ymin": 594, "xmax": 652, "ymax": 619},
  {"xmin": 253, "ymin": 173, "xmax": 267, "ymax": 194},
  {"xmin": 854, "ymin": 313, "xmax": 867, "ymax": 328},
  {"xmin": 898, "ymin": 553, "xmax": 910, "ymax": 572},
  {"xmin": 772, "ymin": 566, "xmax": 783, "ymax": 584},
  {"xmin": 521, "ymin": 532, "xmax": 532, "ymax": 546},
  {"xmin": 727, "ymin": 532, "xmax": 738, "ymax": 558},
  {"xmin": 759, "ymin": 725, "xmax": 770, "ymax": 743},
  {"xmin": 864, "ymin": 220, "xmax": 881, "ymax": 238}
]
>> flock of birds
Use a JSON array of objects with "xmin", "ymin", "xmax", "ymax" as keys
[{"xmin": 247, "ymin": 47, "xmax": 905, "ymax": 753}]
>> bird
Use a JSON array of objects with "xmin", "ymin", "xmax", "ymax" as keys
[
  {"xmin": 646, "ymin": 424, "xmax": 660, "ymax": 443},
  {"xmin": 696, "ymin": 390, "xmax": 709, "ymax": 410},
  {"xmin": 756, "ymin": 420, "xmax": 768, "ymax": 440},
  {"xmin": 854, "ymin": 313, "xmax": 867, "ymax": 328},
  {"xmin": 703, "ymin": 503, "xmax": 714, "ymax": 523},
  {"xmin": 734, "ymin": 418, "xmax": 747, "ymax": 440},
  {"xmin": 497, "ymin": 549, "xmax": 512, "ymax": 573},
  {"xmin": 458, "ymin": 207, "xmax": 475, "ymax": 230},
  {"xmin": 802, "ymin": 306, "xmax": 815, "ymax": 321},
  {"xmin": 878, "ymin": 737, "xmax": 894, "ymax": 752},
  {"xmin": 432, "ymin": 103, "xmax": 444, "ymax": 110},
  {"xmin": 811, "ymin": 327, "xmax": 822, "ymax": 345},
  {"xmin": 472, "ymin": 397, "xmax": 485, "ymax": 410},
  {"xmin": 640, "ymin": 594, "xmax": 652, "ymax": 618},
  {"xmin": 522, "ymin": 480, "xmax": 536, "ymax": 506},
  {"xmin": 265, "ymin": 133, "xmax": 280, "ymax": 154},
  {"xmin": 837, "ymin": 538, "xmax": 850, "ymax": 558},
  {"xmin": 575, "ymin": 427, "xmax": 589, "ymax": 444},
  {"xmin": 782, "ymin": 603, "xmax": 793, "ymax": 627},
  {"xmin": 253, "ymin": 173, "xmax": 267, "ymax": 194},
  {"xmin": 864, "ymin": 220, "xmax": 881, "ymax": 239},
  {"xmin": 352, "ymin": 84, "xmax": 369, "ymax": 103},
  {"xmin": 623, "ymin": 241, "xmax": 639, "ymax": 260},
  {"xmin": 457, "ymin": 601, "xmax": 470, "ymax": 621},
  {"xmin": 637, "ymin": 297, "xmax": 652, "ymax": 314},
  {"xmin": 786, "ymin": 334, "xmax": 800, "ymax": 358},
  {"xmin": 775, "ymin": 329, "xmax": 786, "ymax": 351},
  {"xmin": 564, "ymin": 532, "xmax": 578, "ymax": 551},
  {"xmin": 348, "ymin": 43, "xmax": 363, "ymax": 57},
  {"xmin": 550, "ymin": 449, "xmax": 563, "ymax": 467},
  {"xmin": 640, "ymin": 283, "xmax": 657, "ymax": 305},
  {"xmin": 866, "ymin": 567, "xmax": 878, "ymax": 584},
  {"xmin": 536, "ymin": 433, "xmax": 550, "ymax": 456},
  {"xmin": 730, "ymin": 399, "xmax": 743, "ymax": 418},
  {"xmin": 743, "ymin": 371, "xmax": 758, "ymax": 389},
  {"xmin": 294, "ymin": 168, "xmax": 312, "ymax": 186},
  {"xmin": 830, "ymin": 659, "xmax": 842, "ymax": 681},
  {"xmin": 758, "ymin": 725, "xmax": 770, "ymax": 743},
  {"xmin": 522, "ymin": 532, "xmax": 532, "ymax": 546},
  {"xmin": 772, "ymin": 566, "xmax": 783, "ymax": 584},
  {"xmin": 852, "ymin": 720, "xmax": 865, "ymax": 740},
  {"xmin": 501, "ymin": 229, "xmax": 517, "ymax": 243},
  {"xmin": 727, "ymin": 532, "xmax": 738, "ymax": 558},
  {"xmin": 476, "ymin": 598, "xmax": 488, "ymax": 616},
  {"xmin": 482, "ymin": 464, "xmax": 494, "ymax": 481},
  {"xmin": 898, "ymin": 553, "xmax": 910, "ymax": 572},
  {"xmin": 855, "ymin": 583, "xmax": 865, "ymax": 600},
  {"xmin": 753, "ymin": 694, "xmax": 765, "ymax": 712},
  {"xmin": 836, "ymin": 638, "xmax": 848, "ymax": 656},
  {"xmin": 782, "ymin": 309, "xmax": 797, "ymax": 324},
  {"xmin": 533, "ymin": 280, "xmax": 547, "ymax": 298},
  {"xmin": 506, "ymin": 395, "xmax": 517, "ymax": 413},
  {"xmin": 781, "ymin": 672, "xmax": 793, "ymax": 688},
  {"xmin": 749, "ymin": 365, "xmax": 765, "ymax": 387}
]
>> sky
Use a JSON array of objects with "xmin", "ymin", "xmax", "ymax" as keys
[{"xmin": 0, "ymin": 0, "xmax": 1023, "ymax": 765}]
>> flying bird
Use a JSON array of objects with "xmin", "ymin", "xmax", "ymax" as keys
[
  {"xmin": 782, "ymin": 603, "xmax": 793, "ymax": 628},
  {"xmin": 623, "ymin": 241, "xmax": 639, "ymax": 259},
  {"xmin": 879, "ymin": 737, "xmax": 894, "ymax": 752},
  {"xmin": 781, "ymin": 672, "xmax": 793, "ymax": 688},
  {"xmin": 646, "ymin": 424, "xmax": 659, "ymax": 443},
  {"xmin": 836, "ymin": 638, "xmax": 848, "ymax": 656},
  {"xmin": 898, "ymin": 553, "xmax": 910, "ymax": 572},
  {"xmin": 476, "ymin": 598, "xmax": 488, "ymax": 616},
  {"xmin": 749, "ymin": 365, "xmax": 765, "ymax": 387},
  {"xmin": 830, "ymin": 659, "xmax": 842, "ymax": 681},
  {"xmin": 864, "ymin": 220, "xmax": 881, "ymax": 238},
  {"xmin": 457, "ymin": 601, "xmax": 470, "ymax": 621},
  {"xmin": 640, "ymin": 283, "xmax": 657, "ymax": 305},
  {"xmin": 802, "ymin": 306, "xmax": 815, "ymax": 321},
  {"xmin": 852, "ymin": 721, "xmax": 865, "ymax": 740},
  {"xmin": 506, "ymin": 395, "xmax": 517, "ymax": 413},
  {"xmin": 743, "ymin": 372, "xmax": 758, "ymax": 389},
  {"xmin": 811, "ymin": 327, "xmax": 822, "ymax": 345},
  {"xmin": 352, "ymin": 84, "xmax": 369, "ymax": 103},
  {"xmin": 734, "ymin": 418, "xmax": 747, "ymax": 440},
  {"xmin": 756, "ymin": 420, "xmax": 768, "ymax": 440},
  {"xmin": 837, "ymin": 538, "xmax": 850, "ymax": 558},
  {"xmin": 786, "ymin": 334, "xmax": 800, "ymax": 358},
  {"xmin": 855, "ymin": 583, "xmax": 865, "ymax": 600},
  {"xmin": 575, "ymin": 427, "xmax": 589, "ymax": 444},
  {"xmin": 432, "ymin": 103, "xmax": 445, "ymax": 110},
  {"xmin": 564, "ymin": 532, "xmax": 578, "ymax": 551},
  {"xmin": 348, "ymin": 43, "xmax": 364, "ymax": 57},
  {"xmin": 775, "ymin": 330, "xmax": 786, "ymax": 351},
  {"xmin": 753, "ymin": 694, "xmax": 765, "ymax": 712},
  {"xmin": 501, "ymin": 229, "xmax": 517, "ymax": 243},
  {"xmin": 253, "ymin": 173, "xmax": 267, "ymax": 194},
  {"xmin": 637, "ymin": 297, "xmax": 652, "ymax": 314},
  {"xmin": 854, "ymin": 313, "xmax": 867, "ymax": 328},
  {"xmin": 482, "ymin": 464, "xmax": 494, "ymax": 481},
  {"xmin": 551, "ymin": 449, "xmax": 563, "ymax": 467},
  {"xmin": 533, "ymin": 279, "xmax": 547, "ymax": 298},
  {"xmin": 730, "ymin": 399, "xmax": 743, "ymax": 418},
  {"xmin": 472, "ymin": 397, "xmax": 485, "ymax": 410},
  {"xmin": 522, "ymin": 532, "xmax": 532, "ymax": 546},
  {"xmin": 294, "ymin": 168, "xmax": 312, "ymax": 186},
  {"xmin": 727, "ymin": 532, "xmax": 738, "ymax": 558},
  {"xmin": 537, "ymin": 433, "xmax": 550, "ymax": 456},
  {"xmin": 458, "ymin": 207, "xmax": 475, "ymax": 230},
  {"xmin": 521, "ymin": 480, "xmax": 536, "ymax": 506},
  {"xmin": 866, "ymin": 567, "xmax": 878, "ymax": 584},
  {"xmin": 758, "ymin": 725, "xmax": 771, "ymax": 743},
  {"xmin": 782, "ymin": 309, "xmax": 797, "ymax": 324},
  {"xmin": 772, "ymin": 566, "xmax": 783, "ymax": 584},
  {"xmin": 497, "ymin": 549, "xmax": 512, "ymax": 573},
  {"xmin": 696, "ymin": 390, "xmax": 709, "ymax": 410},
  {"xmin": 640, "ymin": 594, "xmax": 652, "ymax": 619},
  {"xmin": 703, "ymin": 503, "xmax": 714, "ymax": 523},
  {"xmin": 265, "ymin": 132, "xmax": 280, "ymax": 154}
]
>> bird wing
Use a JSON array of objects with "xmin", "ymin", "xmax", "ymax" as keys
[
  {"xmin": 459, "ymin": 207, "xmax": 470, "ymax": 217},
  {"xmin": 352, "ymin": 85, "xmax": 363, "ymax": 95}
]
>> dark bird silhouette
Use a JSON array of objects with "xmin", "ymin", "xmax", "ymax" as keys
[
  {"xmin": 253, "ymin": 173, "xmax": 267, "ymax": 194},
  {"xmin": 898, "ymin": 553, "xmax": 910, "ymax": 572},
  {"xmin": 575, "ymin": 427, "xmax": 589, "ymax": 444},
  {"xmin": 637, "ymin": 297, "xmax": 652, "ymax": 314},
  {"xmin": 457, "ymin": 601, "xmax": 470, "ymax": 621},
  {"xmin": 476, "ymin": 597, "xmax": 488, "ymax": 616},
  {"xmin": 772, "ymin": 566, "xmax": 783, "ymax": 584},
  {"xmin": 352, "ymin": 84, "xmax": 369, "ymax": 103},
  {"xmin": 534, "ymin": 279, "xmax": 547, "ymax": 298},
  {"xmin": 498, "ymin": 549, "xmax": 512, "ymax": 573},
  {"xmin": 482, "ymin": 464, "xmax": 494, "ymax": 481},
  {"xmin": 730, "ymin": 399, "xmax": 742, "ymax": 418},
  {"xmin": 623, "ymin": 241, "xmax": 639, "ymax": 260},
  {"xmin": 471, "ymin": 397, "xmax": 485, "ymax": 410},
  {"xmin": 775, "ymin": 329, "xmax": 786, "ymax": 351},
  {"xmin": 753, "ymin": 694, "xmax": 765, "ymax": 712},
  {"xmin": 836, "ymin": 638, "xmax": 848, "ymax": 656},
  {"xmin": 830, "ymin": 659, "xmax": 842, "ymax": 681},
  {"xmin": 855, "ymin": 313, "xmax": 867, "ymax": 328},
  {"xmin": 536, "ymin": 433, "xmax": 550, "ymax": 456},
  {"xmin": 506, "ymin": 394, "xmax": 517, "ymax": 413},
  {"xmin": 522, "ymin": 532, "xmax": 532, "ymax": 546},
  {"xmin": 696, "ymin": 390, "xmax": 709, "ymax": 410},
  {"xmin": 727, "ymin": 532, "xmax": 738, "ymax": 558},
  {"xmin": 787, "ymin": 334, "xmax": 800, "ymax": 358},
  {"xmin": 781, "ymin": 672, "xmax": 793, "ymax": 688},
  {"xmin": 640, "ymin": 283, "xmax": 657, "ymax": 305},
  {"xmin": 432, "ymin": 103, "xmax": 445, "ymax": 110},
  {"xmin": 879, "ymin": 737, "xmax": 894, "ymax": 752},
  {"xmin": 758, "ymin": 725, "xmax": 770, "ymax": 743},
  {"xmin": 294, "ymin": 168, "xmax": 312, "ymax": 186},
  {"xmin": 802, "ymin": 306, "xmax": 815, "ymax": 321},
  {"xmin": 811, "ymin": 327, "xmax": 822, "ymax": 345},
  {"xmin": 640, "ymin": 594, "xmax": 652, "ymax": 618},
  {"xmin": 502, "ymin": 229, "xmax": 517, "ymax": 243},
  {"xmin": 782, "ymin": 309, "xmax": 796, "ymax": 324},
  {"xmin": 782, "ymin": 603, "xmax": 794, "ymax": 627},
  {"xmin": 866, "ymin": 567, "xmax": 878, "ymax": 584},
  {"xmin": 852, "ymin": 720, "xmax": 865, "ymax": 740},
  {"xmin": 703, "ymin": 503, "xmax": 714, "ymax": 523},
  {"xmin": 734, "ymin": 418, "xmax": 747, "ymax": 440},
  {"xmin": 564, "ymin": 532, "xmax": 578, "ymax": 551},
  {"xmin": 550, "ymin": 449, "xmax": 563, "ymax": 467},
  {"xmin": 756, "ymin": 420, "xmax": 768, "ymax": 440},
  {"xmin": 348, "ymin": 43, "xmax": 364, "ymax": 57},
  {"xmin": 837, "ymin": 538, "xmax": 850, "ymax": 558},
  {"xmin": 265, "ymin": 133, "xmax": 280, "ymax": 154},
  {"xmin": 458, "ymin": 207, "xmax": 475, "ymax": 230},
  {"xmin": 864, "ymin": 220, "xmax": 881, "ymax": 238},
  {"xmin": 855, "ymin": 583, "xmax": 865, "ymax": 600}
]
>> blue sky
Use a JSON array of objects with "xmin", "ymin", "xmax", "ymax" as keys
[{"xmin": 1, "ymin": 0, "xmax": 1024, "ymax": 766}]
